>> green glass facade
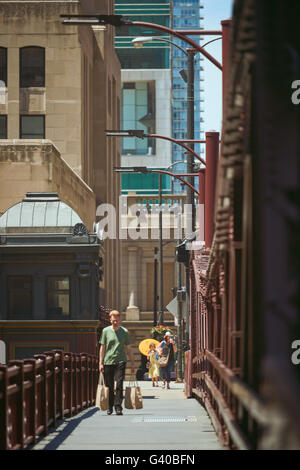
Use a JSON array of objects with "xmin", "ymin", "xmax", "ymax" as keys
[
  {"xmin": 121, "ymin": 172, "xmax": 171, "ymax": 195},
  {"xmin": 115, "ymin": 0, "xmax": 170, "ymax": 69}
]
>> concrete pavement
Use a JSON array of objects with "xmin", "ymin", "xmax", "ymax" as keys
[{"xmin": 32, "ymin": 381, "xmax": 223, "ymax": 451}]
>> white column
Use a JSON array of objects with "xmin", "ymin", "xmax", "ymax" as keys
[{"xmin": 126, "ymin": 246, "xmax": 140, "ymax": 320}]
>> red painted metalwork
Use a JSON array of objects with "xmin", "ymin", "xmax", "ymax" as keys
[
  {"xmin": 0, "ymin": 350, "xmax": 98, "ymax": 450},
  {"xmin": 184, "ymin": 350, "xmax": 192, "ymax": 398},
  {"xmin": 150, "ymin": 169, "xmax": 201, "ymax": 196},
  {"xmin": 131, "ymin": 22, "xmax": 223, "ymax": 71},
  {"xmin": 198, "ymin": 170, "xmax": 205, "ymax": 207},
  {"xmin": 204, "ymin": 131, "xmax": 219, "ymax": 248},
  {"xmin": 174, "ymin": 30, "xmax": 222, "ymax": 36},
  {"xmin": 146, "ymin": 134, "xmax": 206, "ymax": 166},
  {"xmin": 221, "ymin": 19, "xmax": 231, "ymax": 123}
]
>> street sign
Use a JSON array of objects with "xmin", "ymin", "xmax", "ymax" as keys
[
  {"xmin": 166, "ymin": 297, "xmax": 178, "ymax": 318},
  {"xmin": 166, "ymin": 297, "xmax": 186, "ymax": 326}
]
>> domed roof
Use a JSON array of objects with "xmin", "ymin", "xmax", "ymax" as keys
[{"xmin": 0, "ymin": 192, "xmax": 83, "ymax": 233}]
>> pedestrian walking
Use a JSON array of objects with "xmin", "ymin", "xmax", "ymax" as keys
[
  {"xmin": 157, "ymin": 332, "xmax": 177, "ymax": 389},
  {"xmin": 147, "ymin": 343, "xmax": 160, "ymax": 387},
  {"xmin": 99, "ymin": 310, "xmax": 135, "ymax": 415}
]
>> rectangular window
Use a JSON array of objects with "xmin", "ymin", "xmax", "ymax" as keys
[
  {"xmin": 47, "ymin": 276, "xmax": 70, "ymax": 317},
  {"xmin": 20, "ymin": 115, "xmax": 45, "ymax": 139},
  {"xmin": 0, "ymin": 115, "xmax": 7, "ymax": 138},
  {"xmin": 8, "ymin": 276, "xmax": 32, "ymax": 318},
  {"xmin": 122, "ymin": 81, "xmax": 155, "ymax": 156},
  {"xmin": 20, "ymin": 47, "xmax": 45, "ymax": 87},
  {"xmin": 0, "ymin": 48, "xmax": 7, "ymax": 86}
]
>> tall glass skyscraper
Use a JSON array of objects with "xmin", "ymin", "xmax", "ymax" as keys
[{"xmin": 171, "ymin": 0, "xmax": 204, "ymax": 192}]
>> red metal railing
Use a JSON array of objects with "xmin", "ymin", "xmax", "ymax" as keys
[
  {"xmin": 0, "ymin": 350, "xmax": 98, "ymax": 450},
  {"xmin": 189, "ymin": 251, "xmax": 269, "ymax": 449}
]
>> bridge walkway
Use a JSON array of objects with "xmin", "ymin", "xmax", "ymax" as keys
[{"xmin": 31, "ymin": 382, "xmax": 223, "ymax": 451}]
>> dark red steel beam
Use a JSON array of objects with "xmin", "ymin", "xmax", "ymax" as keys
[
  {"xmin": 205, "ymin": 131, "xmax": 219, "ymax": 248},
  {"xmin": 176, "ymin": 139, "xmax": 206, "ymax": 143},
  {"xmin": 151, "ymin": 169, "xmax": 201, "ymax": 196},
  {"xmin": 149, "ymin": 134, "xmax": 206, "ymax": 166},
  {"xmin": 221, "ymin": 20, "xmax": 231, "ymax": 121},
  {"xmin": 132, "ymin": 21, "xmax": 223, "ymax": 71}
]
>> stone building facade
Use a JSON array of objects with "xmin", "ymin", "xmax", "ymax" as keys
[{"xmin": 0, "ymin": 0, "xmax": 122, "ymax": 310}]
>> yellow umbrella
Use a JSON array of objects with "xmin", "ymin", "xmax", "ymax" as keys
[{"xmin": 138, "ymin": 338, "xmax": 160, "ymax": 356}]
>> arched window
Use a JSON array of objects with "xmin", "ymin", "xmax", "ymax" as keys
[
  {"xmin": 20, "ymin": 46, "xmax": 45, "ymax": 87},
  {"xmin": 0, "ymin": 47, "xmax": 7, "ymax": 86}
]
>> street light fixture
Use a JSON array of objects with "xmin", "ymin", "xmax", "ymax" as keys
[
  {"xmin": 108, "ymin": 126, "xmax": 206, "ymax": 348},
  {"xmin": 105, "ymin": 130, "xmax": 206, "ymax": 166},
  {"xmin": 63, "ymin": 15, "xmax": 224, "ymax": 245},
  {"xmin": 129, "ymin": 36, "xmax": 196, "ymax": 236},
  {"xmin": 62, "ymin": 13, "xmax": 224, "ymax": 373},
  {"xmin": 132, "ymin": 36, "xmax": 188, "ymax": 56},
  {"xmin": 61, "ymin": 14, "xmax": 223, "ymax": 70},
  {"xmin": 114, "ymin": 165, "xmax": 200, "ymax": 328},
  {"xmin": 114, "ymin": 167, "xmax": 200, "ymax": 195}
]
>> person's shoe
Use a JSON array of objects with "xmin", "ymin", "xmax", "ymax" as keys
[
  {"xmin": 167, "ymin": 383, "xmax": 170, "ymax": 389},
  {"xmin": 107, "ymin": 408, "xmax": 113, "ymax": 415},
  {"xmin": 115, "ymin": 408, "xmax": 123, "ymax": 416}
]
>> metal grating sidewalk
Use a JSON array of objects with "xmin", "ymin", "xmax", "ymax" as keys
[{"xmin": 132, "ymin": 416, "xmax": 197, "ymax": 423}]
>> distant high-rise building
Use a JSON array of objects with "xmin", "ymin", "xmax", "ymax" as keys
[
  {"xmin": 115, "ymin": 0, "xmax": 204, "ymax": 194},
  {"xmin": 171, "ymin": 0, "xmax": 205, "ymax": 192},
  {"xmin": 115, "ymin": 0, "xmax": 172, "ymax": 195}
]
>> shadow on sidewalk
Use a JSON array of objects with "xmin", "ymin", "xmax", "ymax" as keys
[{"xmin": 33, "ymin": 408, "xmax": 99, "ymax": 450}]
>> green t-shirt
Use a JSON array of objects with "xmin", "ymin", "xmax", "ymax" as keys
[{"xmin": 100, "ymin": 325, "xmax": 131, "ymax": 365}]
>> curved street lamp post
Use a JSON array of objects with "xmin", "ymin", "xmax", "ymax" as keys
[{"xmin": 62, "ymin": 12, "xmax": 225, "ymax": 375}]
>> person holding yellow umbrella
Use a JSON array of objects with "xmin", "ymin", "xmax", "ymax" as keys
[{"xmin": 139, "ymin": 339, "xmax": 160, "ymax": 386}]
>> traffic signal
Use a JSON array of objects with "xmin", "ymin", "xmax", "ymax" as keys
[{"xmin": 176, "ymin": 240, "xmax": 189, "ymax": 264}]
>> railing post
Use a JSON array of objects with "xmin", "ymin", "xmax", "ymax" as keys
[
  {"xmin": 73, "ymin": 353, "xmax": 78, "ymax": 415},
  {"xmin": 52, "ymin": 350, "xmax": 64, "ymax": 420},
  {"xmin": 23, "ymin": 358, "xmax": 37, "ymax": 446},
  {"xmin": 85, "ymin": 354, "xmax": 89, "ymax": 407},
  {"xmin": 69, "ymin": 353, "xmax": 74, "ymax": 417},
  {"xmin": 83, "ymin": 353, "xmax": 90, "ymax": 407},
  {"xmin": 44, "ymin": 352, "xmax": 57, "ymax": 428},
  {"xmin": 63, "ymin": 352, "xmax": 72, "ymax": 417},
  {"xmin": 184, "ymin": 350, "xmax": 192, "ymax": 398},
  {"xmin": 34, "ymin": 354, "xmax": 48, "ymax": 436},
  {"xmin": 79, "ymin": 353, "xmax": 83, "ymax": 409},
  {"xmin": 93, "ymin": 355, "xmax": 99, "ymax": 404},
  {"xmin": 9, "ymin": 360, "xmax": 25, "ymax": 449},
  {"xmin": 0, "ymin": 366, "xmax": 9, "ymax": 450}
]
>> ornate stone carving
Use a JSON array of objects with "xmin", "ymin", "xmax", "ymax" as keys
[{"xmin": 73, "ymin": 223, "xmax": 89, "ymax": 237}]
